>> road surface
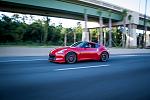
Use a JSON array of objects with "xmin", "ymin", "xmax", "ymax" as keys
[{"xmin": 0, "ymin": 53, "xmax": 150, "ymax": 100}]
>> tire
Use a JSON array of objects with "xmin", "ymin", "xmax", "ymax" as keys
[
  {"xmin": 100, "ymin": 52, "xmax": 109, "ymax": 62},
  {"xmin": 65, "ymin": 52, "xmax": 77, "ymax": 64}
]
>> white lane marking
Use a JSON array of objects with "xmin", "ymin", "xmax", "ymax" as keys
[
  {"xmin": 0, "ymin": 59, "xmax": 47, "ymax": 63},
  {"xmin": 0, "ymin": 54, "xmax": 150, "ymax": 63},
  {"xmin": 54, "ymin": 64, "xmax": 110, "ymax": 71},
  {"xmin": 115, "ymin": 55, "xmax": 138, "ymax": 57}
]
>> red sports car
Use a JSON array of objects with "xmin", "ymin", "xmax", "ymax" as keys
[{"xmin": 48, "ymin": 41, "xmax": 109, "ymax": 63}]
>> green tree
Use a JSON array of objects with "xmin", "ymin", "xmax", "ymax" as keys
[
  {"xmin": 11, "ymin": 14, "xmax": 21, "ymax": 22},
  {"xmin": 89, "ymin": 29, "xmax": 98, "ymax": 43},
  {"xmin": 0, "ymin": 14, "xmax": 16, "ymax": 42},
  {"xmin": 61, "ymin": 28, "xmax": 67, "ymax": 46},
  {"xmin": 74, "ymin": 22, "xmax": 82, "ymax": 42},
  {"xmin": 47, "ymin": 23, "xmax": 62, "ymax": 45},
  {"xmin": 66, "ymin": 28, "xmax": 74, "ymax": 45},
  {"xmin": 43, "ymin": 16, "xmax": 50, "ymax": 43},
  {"xmin": 23, "ymin": 21, "xmax": 44, "ymax": 43}
]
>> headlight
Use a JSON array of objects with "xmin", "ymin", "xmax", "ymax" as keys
[
  {"xmin": 50, "ymin": 49, "xmax": 55, "ymax": 53},
  {"xmin": 57, "ymin": 49, "xmax": 67, "ymax": 54}
]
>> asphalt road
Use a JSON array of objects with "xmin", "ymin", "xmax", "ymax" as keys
[{"xmin": 0, "ymin": 54, "xmax": 150, "ymax": 100}]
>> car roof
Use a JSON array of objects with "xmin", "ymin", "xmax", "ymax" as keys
[
  {"xmin": 81, "ymin": 41, "xmax": 98, "ymax": 44},
  {"xmin": 88, "ymin": 41, "xmax": 97, "ymax": 44},
  {"xmin": 77, "ymin": 41, "xmax": 100, "ymax": 46}
]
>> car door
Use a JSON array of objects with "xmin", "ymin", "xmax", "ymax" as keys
[
  {"xmin": 85, "ymin": 43, "xmax": 98, "ymax": 59},
  {"xmin": 78, "ymin": 43, "xmax": 98, "ymax": 60},
  {"xmin": 77, "ymin": 43, "xmax": 89, "ymax": 60}
]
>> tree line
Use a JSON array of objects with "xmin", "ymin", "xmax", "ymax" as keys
[
  {"xmin": 0, "ymin": 14, "xmax": 82, "ymax": 46},
  {"xmin": 0, "ymin": 13, "xmax": 123, "ymax": 47}
]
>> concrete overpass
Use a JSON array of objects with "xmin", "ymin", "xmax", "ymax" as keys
[{"xmin": 0, "ymin": 0, "xmax": 150, "ymax": 48}]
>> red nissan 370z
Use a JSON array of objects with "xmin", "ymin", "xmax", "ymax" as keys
[{"xmin": 48, "ymin": 41, "xmax": 109, "ymax": 63}]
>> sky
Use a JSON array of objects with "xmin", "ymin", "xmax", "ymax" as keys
[
  {"xmin": 101, "ymin": 0, "xmax": 150, "ymax": 15},
  {"xmin": 0, "ymin": 0, "xmax": 150, "ymax": 28}
]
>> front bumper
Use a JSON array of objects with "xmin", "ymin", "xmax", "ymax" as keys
[{"xmin": 48, "ymin": 53, "xmax": 65, "ymax": 63}]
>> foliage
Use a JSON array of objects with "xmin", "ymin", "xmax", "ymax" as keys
[
  {"xmin": 89, "ymin": 29, "xmax": 98, "ymax": 43},
  {"xmin": 0, "ymin": 14, "xmax": 82, "ymax": 46},
  {"xmin": 0, "ymin": 13, "xmax": 122, "ymax": 47}
]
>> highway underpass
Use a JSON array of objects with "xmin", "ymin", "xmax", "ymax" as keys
[{"xmin": 0, "ymin": 0, "xmax": 150, "ymax": 47}]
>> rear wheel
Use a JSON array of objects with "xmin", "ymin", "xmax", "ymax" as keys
[
  {"xmin": 100, "ymin": 52, "xmax": 109, "ymax": 62},
  {"xmin": 66, "ymin": 52, "xmax": 77, "ymax": 64}
]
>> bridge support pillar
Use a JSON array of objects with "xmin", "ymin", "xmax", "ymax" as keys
[
  {"xmin": 109, "ymin": 18, "xmax": 112, "ymax": 48},
  {"xmin": 82, "ymin": 31, "xmax": 89, "ymax": 42},
  {"xmin": 99, "ymin": 16, "xmax": 103, "ymax": 44},
  {"xmin": 82, "ymin": 9, "xmax": 89, "ymax": 42},
  {"xmin": 146, "ymin": 31, "xmax": 150, "ymax": 46},
  {"xmin": 126, "ymin": 24, "xmax": 137, "ymax": 48}
]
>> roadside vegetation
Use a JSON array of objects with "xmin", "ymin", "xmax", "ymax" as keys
[{"xmin": 0, "ymin": 13, "xmax": 123, "ymax": 47}]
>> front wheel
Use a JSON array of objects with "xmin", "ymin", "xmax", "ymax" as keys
[
  {"xmin": 100, "ymin": 52, "xmax": 109, "ymax": 62},
  {"xmin": 65, "ymin": 52, "xmax": 77, "ymax": 64}
]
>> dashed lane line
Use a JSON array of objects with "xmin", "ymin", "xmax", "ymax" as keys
[
  {"xmin": 0, "ymin": 54, "xmax": 150, "ymax": 63},
  {"xmin": 0, "ymin": 59, "xmax": 47, "ymax": 63},
  {"xmin": 54, "ymin": 64, "xmax": 110, "ymax": 71}
]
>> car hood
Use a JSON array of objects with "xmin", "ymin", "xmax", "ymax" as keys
[
  {"xmin": 50, "ymin": 46, "xmax": 77, "ymax": 54},
  {"xmin": 50, "ymin": 47, "xmax": 70, "ymax": 54}
]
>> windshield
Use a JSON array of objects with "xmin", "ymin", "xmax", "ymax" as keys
[{"xmin": 70, "ymin": 41, "xmax": 86, "ymax": 47}]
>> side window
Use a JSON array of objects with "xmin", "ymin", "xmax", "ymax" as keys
[
  {"xmin": 95, "ymin": 44, "xmax": 100, "ymax": 48},
  {"xmin": 84, "ymin": 43, "xmax": 99, "ymax": 48},
  {"xmin": 83, "ymin": 42, "xmax": 88, "ymax": 48},
  {"xmin": 89, "ymin": 43, "xmax": 96, "ymax": 48}
]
